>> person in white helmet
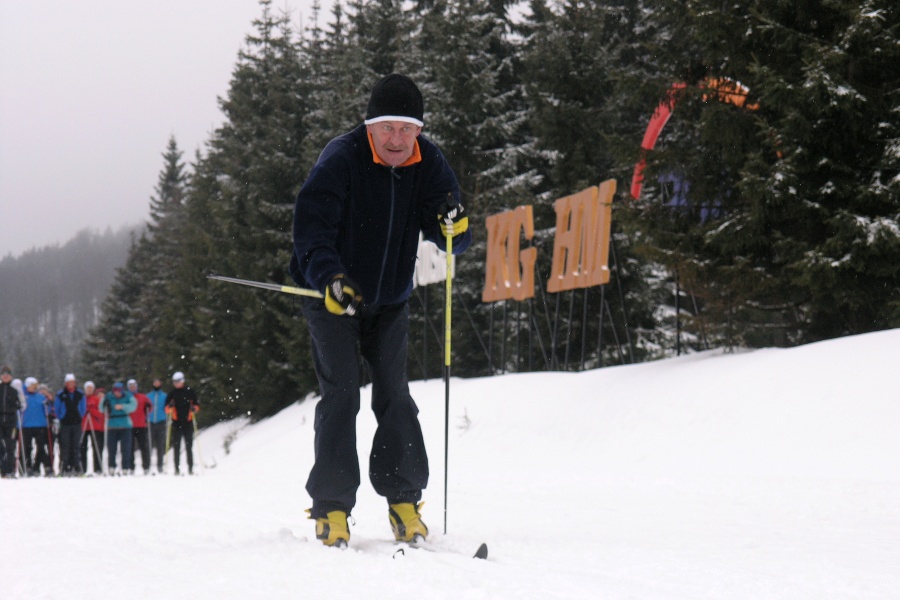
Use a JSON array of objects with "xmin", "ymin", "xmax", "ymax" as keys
[
  {"xmin": 164, "ymin": 372, "xmax": 199, "ymax": 475},
  {"xmin": 53, "ymin": 373, "xmax": 85, "ymax": 476}
]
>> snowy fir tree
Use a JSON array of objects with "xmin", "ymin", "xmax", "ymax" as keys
[
  {"xmin": 622, "ymin": 0, "xmax": 899, "ymax": 347},
  {"xmin": 177, "ymin": 1, "xmax": 317, "ymax": 419},
  {"xmin": 81, "ymin": 138, "xmax": 190, "ymax": 387}
]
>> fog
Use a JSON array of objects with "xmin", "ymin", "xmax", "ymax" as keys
[{"xmin": 0, "ymin": 0, "xmax": 323, "ymax": 258}]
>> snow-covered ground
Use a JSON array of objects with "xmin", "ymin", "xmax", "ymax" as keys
[{"xmin": 3, "ymin": 328, "xmax": 899, "ymax": 599}]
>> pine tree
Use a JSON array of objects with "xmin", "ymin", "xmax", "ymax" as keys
[
  {"xmin": 300, "ymin": 0, "xmax": 415, "ymax": 162},
  {"xmin": 743, "ymin": 0, "xmax": 900, "ymax": 340},
  {"xmin": 515, "ymin": 0, "xmax": 660, "ymax": 365},
  {"xmin": 175, "ymin": 0, "xmax": 317, "ymax": 419},
  {"xmin": 81, "ymin": 138, "xmax": 190, "ymax": 387},
  {"xmin": 632, "ymin": 0, "xmax": 900, "ymax": 345},
  {"xmin": 80, "ymin": 231, "xmax": 148, "ymax": 385},
  {"xmin": 132, "ymin": 136, "xmax": 189, "ymax": 386},
  {"xmin": 403, "ymin": 0, "xmax": 540, "ymax": 377}
]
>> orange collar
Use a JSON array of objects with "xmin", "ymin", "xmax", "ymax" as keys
[{"xmin": 367, "ymin": 132, "xmax": 422, "ymax": 167}]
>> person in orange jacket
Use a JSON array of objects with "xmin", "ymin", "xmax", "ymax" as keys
[{"xmin": 164, "ymin": 372, "xmax": 199, "ymax": 475}]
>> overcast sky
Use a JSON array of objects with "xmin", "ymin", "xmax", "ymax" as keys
[{"xmin": 0, "ymin": 0, "xmax": 328, "ymax": 259}]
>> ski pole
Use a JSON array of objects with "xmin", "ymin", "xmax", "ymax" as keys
[
  {"xmin": 86, "ymin": 413, "xmax": 101, "ymax": 475},
  {"xmin": 164, "ymin": 413, "xmax": 172, "ymax": 473},
  {"xmin": 207, "ymin": 274, "xmax": 323, "ymax": 298},
  {"xmin": 191, "ymin": 413, "xmax": 205, "ymax": 475},
  {"xmin": 43, "ymin": 401, "xmax": 54, "ymax": 475},
  {"xmin": 103, "ymin": 398, "xmax": 112, "ymax": 476},
  {"xmin": 16, "ymin": 409, "xmax": 26, "ymax": 477},
  {"xmin": 443, "ymin": 226, "xmax": 453, "ymax": 535}
]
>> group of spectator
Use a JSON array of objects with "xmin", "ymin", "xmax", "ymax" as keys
[{"xmin": 0, "ymin": 366, "xmax": 200, "ymax": 478}]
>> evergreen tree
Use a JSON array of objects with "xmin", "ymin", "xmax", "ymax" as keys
[
  {"xmin": 133, "ymin": 136, "xmax": 189, "ymax": 385},
  {"xmin": 516, "ymin": 0, "xmax": 660, "ymax": 365},
  {"xmin": 406, "ymin": 0, "xmax": 542, "ymax": 378},
  {"xmin": 157, "ymin": 148, "xmax": 227, "ymax": 398},
  {"xmin": 80, "ymin": 231, "xmax": 149, "ymax": 384},
  {"xmin": 743, "ymin": 0, "xmax": 900, "ymax": 340},
  {"xmin": 174, "ymin": 0, "xmax": 317, "ymax": 419},
  {"xmin": 81, "ymin": 138, "xmax": 190, "ymax": 386},
  {"xmin": 632, "ymin": 0, "xmax": 900, "ymax": 346},
  {"xmin": 300, "ymin": 0, "xmax": 413, "ymax": 162}
]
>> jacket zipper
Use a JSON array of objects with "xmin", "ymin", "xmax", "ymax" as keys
[{"xmin": 374, "ymin": 167, "xmax": 398, "ymax": 304}]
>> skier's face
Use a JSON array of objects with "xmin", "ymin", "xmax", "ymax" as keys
[
  {"xmin": 0, "ymin": 373, "xmax": 10, "ymax": 384},
  {"xmin": 367, "ymin": 121, "xmax": 421, "ymax": 167}
]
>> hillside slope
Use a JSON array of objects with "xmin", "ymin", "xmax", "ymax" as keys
[{"xmin": 4, "ymin": 328, "xmax": 899, "ymax": 599}]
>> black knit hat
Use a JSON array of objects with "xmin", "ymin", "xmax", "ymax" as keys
[{"xmin": 364, "ymin": 74, "xmax": 424, "ymax": 127}]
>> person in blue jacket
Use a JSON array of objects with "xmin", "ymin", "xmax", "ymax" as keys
[
  {"xmin": 20, "ymin": 377, "xmax": 52, "ymax": 476},
  {"xmin": 290, "ymin": 74, "xmax": 471, "ymax": 548},
  {"xmin": 54, "ymin": 373, "xmax": 85, "ymax": 476},
  {"xmin": 100, "ymin": 382, "xmax": 137, "ymax": 475},
  {"xmin": 147, "ymin": 378, "xmax": 168, "ymax": 474}
]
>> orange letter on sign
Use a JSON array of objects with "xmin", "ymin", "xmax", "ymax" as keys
[
  {"xmin": 482, "ymin": 206, "xmax": 537, "ymax": 302},
  {"xmin": 547, "ymin": 179, "xmax": 616, "ymax": 293}
]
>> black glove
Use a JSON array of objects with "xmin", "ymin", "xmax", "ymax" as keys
[
  {"xmin": 324, "ymin": 275, "xmax": 362, "ymax": 316},
  {"xmin": 437, "ymin": 201, "xmax": 468, "ymax": 238}
]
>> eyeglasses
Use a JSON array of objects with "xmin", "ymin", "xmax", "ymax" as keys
[{"xmin": 374, "ymin": 123, "xmax": 419, "ymax": 136}]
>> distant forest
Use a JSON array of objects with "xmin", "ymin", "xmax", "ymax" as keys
[
  {"xmin": 9, "ymin": 0, "xmax": 897, "ymax": 421},
  {"xmin": 0, "ymin": 227, "xmax": 135, "ymax": 387}
]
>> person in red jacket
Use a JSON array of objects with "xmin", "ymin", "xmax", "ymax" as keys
[
  {"xmin": 127, "ymin": 379, "xmax": 153, "ymax": 475},
  {"xmin": 79, "ymin": 381, "xmax": 105, "ymax": 475}
]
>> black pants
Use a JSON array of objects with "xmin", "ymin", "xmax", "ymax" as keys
[
  {"xmin": 132, "ymin": 427, "xmax": 151, "ymax": 471},
  {"xmin": 170, "ymin": 421, "xmax": 193, "ymax": 473},
  {"xmin": 58, "ymin": 423, "xmax": 83, "ymax": 474},
  {"xmin": 80, "ymin": 428, "xmax": 104, "ymax": 474},
  {"xmin": 302, "ymin": 299, "xmax": 428, "ymax": 517},
  {"xmin": 149, "ymin": 421, "xmax": 167, "ymax": 471},
  {"xmin": 23, "ymin": 427, "xmax": 51, "ymax": 475},
  {"xmin": 107, "ymin": 428, "xmax": 133, "ymax": 471},
  {"xmin": 0, "ymin": 423, "xmax": 17, "ymax": 476}
]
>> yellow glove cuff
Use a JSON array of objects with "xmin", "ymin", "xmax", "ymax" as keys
[{"xmin": 442, "ymin": 216, "xmax": 469, "ymax": 237}]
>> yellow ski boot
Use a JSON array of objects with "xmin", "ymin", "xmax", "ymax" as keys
[
  {"xmin": 308, "ymin": 509, "xmax": 350, "ymax": 548},
  {"xmin": 388, "ymin": 502, "xmax": 429, "ymax": 543}
]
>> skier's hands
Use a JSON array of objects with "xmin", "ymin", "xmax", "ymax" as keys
[
  {"xmin": 437, "ymin": 201, "xmax": 468, "ymax": 238},
  {"xmin": 325, "ymin": 275, "xmax": 362, "ymax": 316}
]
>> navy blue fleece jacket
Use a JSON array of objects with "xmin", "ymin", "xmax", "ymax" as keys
[{"xmin": 290, "ymin": 124, "xmax": 471, "ymax": 307}]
